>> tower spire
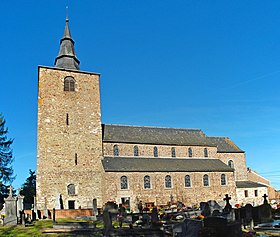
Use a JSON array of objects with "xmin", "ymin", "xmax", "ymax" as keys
[{"xmin": 54, "ymin": 8, "xmax": 80, "ymax": 70}]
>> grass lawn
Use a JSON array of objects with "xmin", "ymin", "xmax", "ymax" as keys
[{"xmin": 0, "ymin": 218, "xmax": 125, "ymax": 236}]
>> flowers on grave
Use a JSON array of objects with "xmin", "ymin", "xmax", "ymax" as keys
[
  {"xmin": 196, "ymin": 214, "xmax": 204, "ymax": 220},
  {"xmin": 235, "ymin": 203, "xmax": 241, "ymax": 208}
]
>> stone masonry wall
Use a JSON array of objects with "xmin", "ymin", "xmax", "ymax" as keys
[
  {"xmin": 103, "ymin": 142, "xmax": 217, "ymax": 158},
  {"xmin": 36, "ymin": 66, "xmax": 104, "ymax": 210},
  {"xmin": 103, "ymin": 171, "xmax": 237, "ymax": 212}
]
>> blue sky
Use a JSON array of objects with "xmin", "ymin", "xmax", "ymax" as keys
[{"xmin": 1, "ymin": 0, "xmax": 280, "ymax": 189}]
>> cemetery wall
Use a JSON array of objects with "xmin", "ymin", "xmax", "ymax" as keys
[
  {"xmin": 37, "ymin": 67, "xmax": 104, "ymax": 210},
  {"xmin": 103, "ymin": 171, "xmax": 237, "ymax": 211},
  {"xmin": 103, "ymin": 142, "xmax": 217, "ymax": 158}
]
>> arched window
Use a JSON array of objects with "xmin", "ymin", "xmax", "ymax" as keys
[
  {"xmin": 113, "ymin": 145, "xmax": 119, "ymax": 156},
  {"xmin": 67, "ymin": 184, "xmax": 75, "ymax": 195},
  {"xmin": 185, "ymin": 175, "xmax": 191, "ymax": 187},
  {"xmin": 221, "ymin": 174, "xmax": 226, "ymax": 186},
  {"xmin": 228, "ymin": 160, "xmax": 234, "ymax": 168},
  {"xmin": 171, "ymin": 147, "xmax": 176, "ymax": 157},
  {"xmin": 120, "ymin": 176, "xmax": 128, "ymax": 189},
  {"xmin": 188, "ymin": 147, "xmax": 193, "ymax": 157},
  {"xmin": 153, "ymin": 147, "xmax": 158, "ymax": 157},
  {"xmin": 144, "ymin": 175, "xmax": 151, "ymax": 189},
  {"xmin": 165, "ymin": 175, "xmax": 172, "ymax": 188},
  {"xmin": 204, "ymin": 148, "xmax": 208, "ymax": 157},
  {"xmin": 203, "ymin": 174, "xmax": 209, "ymax": 187},
  {"xmin": 64, "ymin": 76, "xmax": 75, "ymax": 91},
  {"xmin": 134, "ymin": 146, "xmax": 139, "ymax": 156}
]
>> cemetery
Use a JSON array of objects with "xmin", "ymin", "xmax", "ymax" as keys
[{"xmin": 0, "ymin": 186, "xmax": 280, "ymax": 236}]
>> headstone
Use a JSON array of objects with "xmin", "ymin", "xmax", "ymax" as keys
[
  {"xmin": 55, "ymin": 193, "xmax": 60, "ymax": 209},
  {"xmin": 103, "ymin": 202, "xmax": 118, "ymax": 236},
  {"xmin": 223, "ymin": 194, "xmax": 232, "ymax": 214},
  {"xmin": 258, "ymin": 194, "xmax": 272, "ymax": 223},
  {"xmin": 92, "ymin": 199, "xmax": 98, "ymax": 220},
  {"xmin": 245, "ymin": 204, "xmax": 253, "ymax": 229},
  {"xmin": 16, "ymin": 189, "xmax": 24, "ymax": 219},
  {"xmin": 208, "ymin": 200, "xmax": 223, "ymax": 215},
  {"xmin": 137, "ymin": 200, "xmax": 143, "ymax": 213},
  {"xmin": 200, "ymin": 202, "xmax": 211, "ymax": 217},
  {"xmin": 3, "ymin": 186, "xmax": 17, "ymax": 225},
  {"xmin": 151, "ymin": 207, "xmax": 159, "ymax": 227},
  {"xmin": 43, "ymin": 197, "xmax": 48, "ymax": 219}
]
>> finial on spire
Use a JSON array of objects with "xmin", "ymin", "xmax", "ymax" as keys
[{"xmin": 66, "ymin": 6, "xmax": 69, "ymax": 22}]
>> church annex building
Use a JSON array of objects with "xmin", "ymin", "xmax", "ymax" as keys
[{"xmin": 36, "ymin": 18, "xmax": 273, "ymax": 211}]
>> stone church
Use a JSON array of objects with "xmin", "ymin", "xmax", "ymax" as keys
[{"xmin": 36, "ymin": 18, "xmax": 270, "ymax": 211}]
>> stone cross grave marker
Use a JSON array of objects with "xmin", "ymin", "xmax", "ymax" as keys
[{"xmin": 4, "ymin": 186, "xmax": 17, "ymax": 225}]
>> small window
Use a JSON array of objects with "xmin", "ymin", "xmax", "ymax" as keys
[
  {"xmin": 153, "ymin": 147, "xmax": 158, "ymax": 157},
  {"xmin": 188, "ymin": 147, "xmax": 192, "ymax": 157},
  {"xmin": 204, "ymin": 148, "xmax": 208, "ymax": 157},
  {"xmin": 64, "ymin": 76, "xmax": 75, "ymax": 91},
  {"xmin": 203, "ymin": 174, "xmax": 209, "ymax": 187},
  {"xmin": 254, "ymin": 190, "xmax": 258, "ymax": 197},
  {"xmin": 120, "ymin": 176, "xmax": 128, "ymax": 189},
  {"xmin": 134, "ymin": 146, "xmax": 139, "ymax": 156},
  {"xmin": 75, "ymin": 153, "xmax": 77, "ymax": 165},
  {"xmin": 221, "ymin": 174, "xmax": 226, "ymax": 186},
  {"xmin": 245, "ymin": 190, "xmax": 248, "ymax": 197},
  {"xmin": 228, "ymin": 160, "xmax": 234, "ymax": 168},
  {"xmin": 67, "ymin": 184, "xmax": 75, "ymax": 196},
  {"xmin": 171, "ymin": 147, "xmax": 176, "ymax": 157},
  {"xmin": 113, "ymin": 145, "xmax": 119, "ymax": 156},
  {"xmin": 185, "ymin": 175, "xmax": 191, "ymax": 187},
  {"xmin": 144, "ymin": 175, "xmax": 151, "ymax": 189},
  {"xmin": 165, "ymin": 175, "xmax": 172, "ymax": 188},
  {"xmin": 68, "ymin": 200, "xmax": 75, "ymax": 209}
]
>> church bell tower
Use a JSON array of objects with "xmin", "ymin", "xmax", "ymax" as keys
[{"xmin": 36, "ymin": 17, "xmax": 104, "ymax": 210}]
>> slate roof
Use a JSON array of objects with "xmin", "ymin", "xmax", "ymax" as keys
[
  {"xmin": 102, "ymin": 124, "xmax": 243, "ymax": 153},
  {"xmin": 102, "ymin": 157, "xmax": 234, "ymax": 172},
  {"xmin": 236, "ymin": 181, "xmax": 268, "ymax": 188}
]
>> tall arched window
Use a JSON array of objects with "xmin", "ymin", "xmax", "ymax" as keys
[
  {"xmin": 165, "ymin": 175, "xmax": 172, "ymax": 188},
  {"xmin": 113, "ymin": 145, "xmax": 119, "ymax": 156},
  {"xmin": 153, "ymin": 147, "xmax": 158, "ymax": 157},
  {"xmin": 134, "ymin": 146, "xmax": 139, "ymax": 156},
  {"xmin": 185, "ymin": 175, "xmax": 191, "ymax": 187},
  {"xmin": 144, "ymin": 175, "xmax": 151, "ymax": 189},
  {"xmin": 64, "ymin": 76, "xmax": 75, "ymax": 91},
  {"xmin": 120, "ymin": 176, "xmax": 128, "ymax": 189},
  {"xmin": 204, "ymin": 148, "xmax": 208, "ymax": 157},
  {"xmin": 221, "ymin": 174, "xmax": 226, "ymax": 186},
  {"xmin": 188, "ymin": 147, "xmax": 193, "ymax": 157},
  {"xmin": 203, "ymin": 174, "xmax": 209, "ymax": 187},
  {"xmin": 228, "ymin": 160, "xmax": 234, "ymax": 168},
  {"xmin": 67, "ymin": 184, "xmax": 75, "ymax": 195},
  {"xmin": 171, "ymin": 147, "xmax": 176, "ymax": 157}
]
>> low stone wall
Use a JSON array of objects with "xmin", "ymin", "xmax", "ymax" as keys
[{"xmin": 24, "ymin": 209, "xmax": 94, "ymax": 219}]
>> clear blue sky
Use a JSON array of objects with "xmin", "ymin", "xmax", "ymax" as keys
[{"xmin": 1, "ymin": 1, "xmax": 280, "ymax": 190}]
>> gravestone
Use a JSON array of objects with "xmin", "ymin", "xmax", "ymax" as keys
[
  {"xmin": 258, "ymin": 193, "xmax": 272, "ymax": 223},
  {"xmin": 43, "ymin": 197, "xmax": 48, "ymax": 219},
  {"xmin": 4, "ymin": 186, "xmax": 17, "ymax": 225},
  {"xmin": 223, "ymin": 194, "xmax": 232, "ymax": 214},
  {"xmin": 151, "ymin": 207, "xmax": 159, "ymax": 227},
  {"xmin": 92, "ymin": 199, "xmax": 98, "ymax": 220},
  {"xmin": 103, "ymin": 202, "xmax": 118, "ymax": 236},
  {"xmin": 208, "ymin": 200, "xmax": 223, "ymax": 215},
  {"xmin": 16, "ymin": 189, "xmax": 24, "ymax": 219},
  {"xmin": 244, "ymin": 204, "xmax": 254, "ymax": 229},
  {"xmin": 200, "ymin": 202, "xmax": 211, "ymax": 217}
]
